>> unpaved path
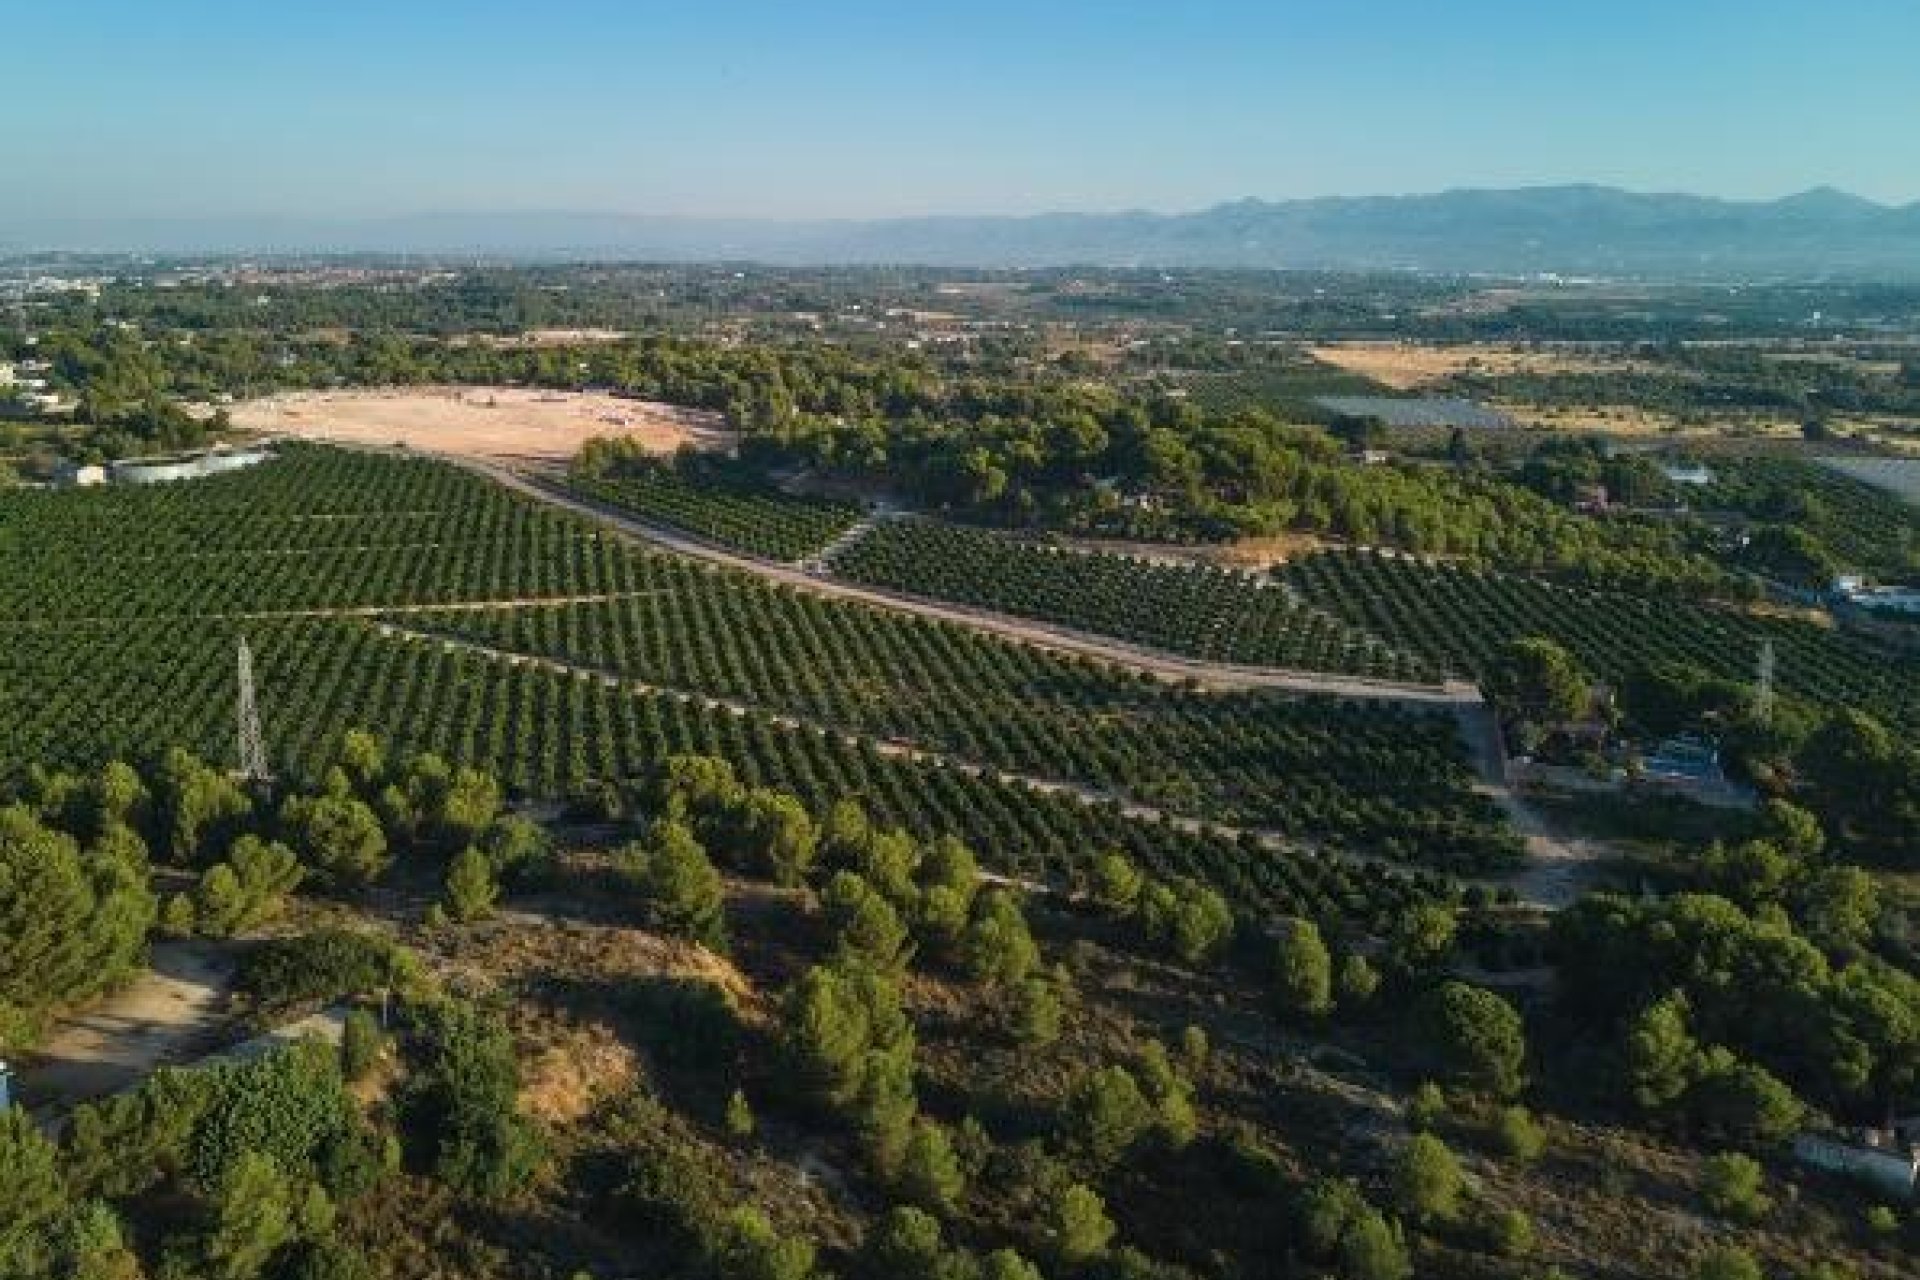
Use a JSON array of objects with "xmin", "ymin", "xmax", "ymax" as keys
[
  {"xmin": 459, "ymin": 458, "xmax": 1481, "ymax": 707},
  {"xmin": 19, "ymin": 941, "xmax": 234, "ymax": 1112}
]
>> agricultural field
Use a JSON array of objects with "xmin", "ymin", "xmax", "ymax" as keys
[
  {"xmin": 0, "ymin": 442, "xmax": 1467, "ymax": 913},
  {"xmin": 571, "ymin": 466, "xmax": 864, "ymax": 561},
  {"xmin": 1280, "ymin": 550, "xmax": 1920, "ymax": 734},
  {"xmin": 415, "ymin": 596, "xmax": 1514, "ymax": 869},
  {"xmin": 1689, "ymin": 456, "xmax": 1920, "ymax": 578},
  {"xmin": 831, "ymin": 520, "xmax": 1433, "ymax": 679}
]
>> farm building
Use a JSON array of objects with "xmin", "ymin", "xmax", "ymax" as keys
[
  {"xmin": 109, "ymin": 446, "xmax": 275, "ymax": 485},
  {"xmin": 1658, "ymin": 461, "xmax": 1714, "ymax": 486},
  {"xmin": 52, "ymin": 460, "xmax": 109, "ymax": 487}
]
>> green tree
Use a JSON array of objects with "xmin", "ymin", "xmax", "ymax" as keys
[
  {"xmin": 1795, "ymin": 865, "xmax": 1878, "ymax": 953},
  {"xmin": 964, "ymin": 890, "xmax": 1039, "ymax": 987},
  {"xmin": 1273, "ymin": 916, "xmax": 1334, "ymax": 1017},
  {"xmin": 1484, "ymin": 1206, "xmax": 1534, "ymax": 1258},
  {"xmin": 862, "ymin": 1207, "xmax": 944, "ymax": 1277},
  {"xmin": 781, "ymin": 964, "xmax": 876, "ymax": 1108},
  {"xmin": 1699, "ymin": 1151, "xmax": 1770, "ymax": 1222},
  {"xmin": 897, "ymin": 1120, "xmax": 966, "ymax": 1213},
  {"xmin": 1389, "ymin": 903, "xmax": 1458, "ymax": 974},
  {"xmin": 1139, "ymin": 877, "xmax": 1234, "ymax": 965},
  {"xmin": 709, "ymin": 1206, "xmax": 817, "ymax": 1280},
  {"xmin": 201, "ymin": 1152, "xmax": 335, "ymax": 1280},
  {"xmin": 195, "ymin": 836, "xmax": 303, "ymax": 938},
  {"xmin": 334, "ymin": 728, "xmax": 386, "ymax": 794},
  {"xmin": 1625, "ymin": 992, "xmax": 1703, "ymax": 1110},
  {"xmin": 1090, "ymin": 851, "xmax": 1145, "ymax": 916},
  {"xmin": 1011, "ymin": 974, "xmax": 1065, "ymax": 1046},
  {"xmin": 1045, "ymin": 1183, "xmax": 1115, "ymax": 1266},
  {"xmin": 281, "ymin": 793, "xmax": 389, "ymax": 890},
  {"xmin": 825, "ymin": 872, "xmax": 914, "ymax": 973},
  {"xmin": 633, "ymin": 820, "xmax": 728, "ymax": 951},
  {"xmin": 1336, "ymin": 1208, "xmax": 1411, "ymax": 1280},
  {"xmin": 399, "ymin": 1001, "xmax": 545, "ymax": 1199},
  {"xmin": 1064, "ymin": 1065, "xmax": 1153, "ymax": 1167},
  {"xmin": 1337, "ymin": 952, "xmax": 1382, "ymax": 1007},
  {"xmin": 980, "ymin": 1249, "xmax": 1045, "ymax": 1280},
  {"xmin": 154, "ymin": 747, "xmax": 253, "ymax": 863},
  {"xmin": 1424, "ymin": 981, "xmax": 1527, "ymax": 1098},
  {"xmin": 0, "ymin": 804, "xmax": 155, "ymax": 1046},
  {"xmin": 1688, "ymin": 1055, "xmax": 1803, "ymax": 1145},
  {"xmin": 727, "ymin": 789, "xmax": 819, "ymax": 886},
  {"xmin": 1485, "ymin": 635, "xmax": 1590, "ymax": 726},
  {"xmin": 725, "ymin": 1089, "xmax": 756, "ymax": 1141},
  {"xmin": 1692, "ymin": 1245, "xmax": 1763, "ymax": 1280},
  {"xmin": 0, "ymin": 1106, "xmax": 66, "ymax": 1273},
  {"xmin": 1393, "ymin": 1133, "xmax": 1464, "ymax": 1225},
  {"xmin": 443, "ymin": 847, "xmax": 499, "ymax": 923}
]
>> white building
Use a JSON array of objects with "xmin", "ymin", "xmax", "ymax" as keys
[
  {"xmin": 52, "ymin": 460, "xmax": 109, "ymax": 487},
  {"xmin": 1659, "ymin": 462, "xmax": 1715, "ymax": 486}
]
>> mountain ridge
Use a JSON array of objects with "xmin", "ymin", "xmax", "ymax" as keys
[{"xmin": 6, "ymin": 185, "xmax": 1920, "ymax": 279}]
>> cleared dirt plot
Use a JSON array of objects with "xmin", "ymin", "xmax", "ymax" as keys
[
  {"xmin": 229, "ymin": 386, "xmax": 732, "ymax": 465},
  {"xmin": 1309, "ymin": 341, "xmax": 1630, "ymax": 390}
]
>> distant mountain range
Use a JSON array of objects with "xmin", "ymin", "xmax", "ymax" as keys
[{"xmin": 7, "ymin": 186, "xmax": 1920, "ymax": 279}]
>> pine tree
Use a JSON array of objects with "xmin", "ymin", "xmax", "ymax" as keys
[{"xmin": 444, "ymin": 847, "xmax": 499, "ymax": 923}]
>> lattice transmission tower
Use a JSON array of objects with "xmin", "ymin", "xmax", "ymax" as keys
[
  {"xmin": 236, "ymin": 637, "xmax": 273, "ymax": 787},
  {"xmin": 1754, "ymin": 637, "xmax": 1776, "ymax": 727}
]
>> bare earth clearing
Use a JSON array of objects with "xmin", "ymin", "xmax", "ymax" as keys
[
  {"xmin": 228, "ymin": 387, "xmax": 732, "ymax": 466},
  {"xmin": 1309, "ymin": 341, "xmax": 1641, "ymax": 390}
]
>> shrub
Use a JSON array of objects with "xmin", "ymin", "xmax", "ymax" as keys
[
  {"xmin": 1699, "ymin": 1152, "xmax": 1771, "ymax": 1222},
  {"xmin": 443, "ymin": 846, "xmax": 499, "ymax": 922},
  {"xmin": 1045, "ymin": 1183, "xmax": 1115, "ymax": 1266},
  {"xmin": 339, "ymin": 1010, "xmax": 385, "ymax": 1083},
  {"xmin": 897, "ymin": 1121, "xmax": 966, "ymax": 1214},
  {"xmin": 1692, "ymin": 1245, "xmax": 1763, "ymax": 1280},
  {"xmin": 236, "ymin": 930, "xmax": 410, "ymax": 1018},
  {"xmin": 1483, "ymin": 1206, "xmax": 1534, "ymax": 1258},
  {"xmin": 1492, "ymin": 1105, "xmax": 1546, "ymax": 1165},
  {"xmin": 1064, "ymin": 1066, "xmax": 1153, "ymax": 1167},
  {"xmin": 1273, "ymin": 917, "xmax": 1334, "ymax": 1018},
  {"xmin": 1393, "ymin": 1133, "xmax": 1464, "ymax": 1226},
  {"xmin": 399, "ymin": 1001, "xmax": 545, "ymax": 1199}
]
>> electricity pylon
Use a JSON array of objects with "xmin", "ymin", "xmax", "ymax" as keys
[{"xmin": 236, "ymin": 637, "xmax": 273, "ymax": 787}]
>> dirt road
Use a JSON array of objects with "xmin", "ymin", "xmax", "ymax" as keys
[
  {"xmin": 19, "ymin": 941, "xmax": 234, "ymax": 1112},
  {"xmin": 460, "ymin": 458, "xmax": 1481, "ymax": 707}
]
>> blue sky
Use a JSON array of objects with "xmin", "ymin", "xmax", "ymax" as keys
[{"xmin": 7, "ymin": 1, "xmax": 1919, "ymax": 219}]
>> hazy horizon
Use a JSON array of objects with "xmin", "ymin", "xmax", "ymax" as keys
[{"xmin": 6, "ymin": 1, "xmax": 1920, "ymax": 225}]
